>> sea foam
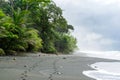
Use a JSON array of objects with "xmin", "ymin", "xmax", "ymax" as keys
[{"xmin": 75, "ymin": 51, "xmax": 120, "ymax": 80}]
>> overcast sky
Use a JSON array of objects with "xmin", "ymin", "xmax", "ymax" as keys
[{"xmin": 53, "ymin": 0, "xmax": 120, "ymax": 51}]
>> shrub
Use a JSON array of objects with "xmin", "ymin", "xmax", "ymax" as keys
[
  {"xmin": 6, "ymin": 50, "xmax": 17, "ymax": 56},
  {"xmin": 25, "ymin": 28, "xmax": 42, "ymax": 52},
  {"xmin": 0, "ymin": 48, "xmax": 5, "ymax": 56},
  {"xmin": 55, "ymin": 34, "xmax": 77, "ymax": 54}
]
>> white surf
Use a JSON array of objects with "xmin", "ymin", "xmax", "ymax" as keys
[{"xmin": 75, "ymin": 51, "xmax": 120, "ymax": 80}]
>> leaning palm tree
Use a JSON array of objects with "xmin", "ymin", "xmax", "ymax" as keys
[{"xmin": 10, "ymin": 8, "xmax": 42, "ymax": 53}]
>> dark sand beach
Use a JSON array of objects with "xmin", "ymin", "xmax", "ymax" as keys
[{"xmin": 0, "ymin": 54, "xmax": 118, "ymax": 80}]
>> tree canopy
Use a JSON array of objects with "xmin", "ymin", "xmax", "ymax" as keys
[{"xmin": 0, "ymin": 0, "xmax": 77, "ymax": 55}]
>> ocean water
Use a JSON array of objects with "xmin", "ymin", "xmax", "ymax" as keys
[
  {"xmin": 75, "ymin": 51, "xmax": 120, "ymax": 80},
  {"xmin": 75, "ymin": 51, "xmax": 120, "ymax": 60}
]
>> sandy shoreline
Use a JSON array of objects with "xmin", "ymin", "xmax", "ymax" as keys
[{"xmin": 0, "ymin": 54, "xmax": 118, "ymax": 80}]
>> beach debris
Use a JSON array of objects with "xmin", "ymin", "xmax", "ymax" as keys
[
  {"xmin": 63, "ymin": 57, "xmax": 66, "ymax": 59},
  {"xmin": 24, "ymin": 65, "xmax": 27, "ymax": 68},
  {"xmin": 59, "ymin": 66, "xmax": 63, "ymax": 68},
  {"xmin": 57, "ymin": 72, "xmax": 62, "ymax": 75},
  {"xmin": 20, "ymin": 76, "xmax": 24, "ymax": 79},
  {"xmin": 21, "ymin": 73, "xmax": 24, "ymax": 75},
  {"xmin": 22, "ymin": 78, "xmax": 26, "ymax": 80},
  {"xmin": 24, "ymin": 74, "xmax": 28, "ymax": 77},
  {"xmin": 13, "ymin": 57, "xmax": 16, "ymax": 60},
  {"xmin": 94, "ymin": 66, "xmax": 98, "ymax": 68},
  {"xmin": 28, "ymin": 68, "xmax": 31, "ymax": 72},
  {"xmin": 24, "ymin": 71, "xmax": 27, "ymax": 74}
]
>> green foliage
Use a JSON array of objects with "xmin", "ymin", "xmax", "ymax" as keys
[
  {"xmin": 12, "ymin": 8, "xmax": 30, "ymax": 26},
  {"xmin": 0, "ymin": 9, "xmax": 42, "ymax": 55},
  {"xmin": 25, "ymin": 28, "xmax": 42, "ymax": 52},
  {"xmin": 29, "ymin": 2, "xmax": 77, "ymax": 53},
  {"xmin": 0, "ymin": 48, "xmax": 5, "ymax": 56},
  {"xmin": 0, "ymin": 0, "xmax": 77, "ymax": 55},
  {"xmin": 6, "ymin": 50, "xmax": 17, "ymax": 56},
  {"xmin": 55, "ymin": 34, "xmax": 77, "ymax": 54},
  {"xmin": 41, "ymin": 41, "xmax": 57, "ymax": 53},
  {"xmin": 0, "ymin": 9, "xmax": 5, "ymax": 18}
]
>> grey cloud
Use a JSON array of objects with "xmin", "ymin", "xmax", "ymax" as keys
[{"xmin": 54, "ymin": 0, "xmax": 120, "ymax": 51}]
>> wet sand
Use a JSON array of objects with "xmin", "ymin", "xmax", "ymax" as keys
[{"xmin": 0, "ymin": 54, "xmax": 117, "ymax": 80}]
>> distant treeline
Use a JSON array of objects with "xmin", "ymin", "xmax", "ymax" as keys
[{"xmin": 0, "ymin": 0, "xmax": 77, "ymax": 55}]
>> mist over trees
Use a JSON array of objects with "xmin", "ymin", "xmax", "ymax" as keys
[{"xmin": 0, "ymin": 0, "xmax": 77, "ymax": 55}]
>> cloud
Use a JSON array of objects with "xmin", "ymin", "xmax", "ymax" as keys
[
  {"xmin": 72, "ymin": 26, "xmax": 116, "ymax": 51},
  {"xmin": 53, "ymin": 0, "xmax": 120, "ymax": 51}
]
